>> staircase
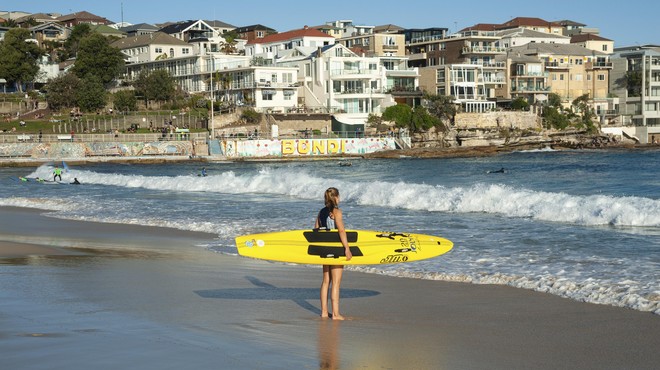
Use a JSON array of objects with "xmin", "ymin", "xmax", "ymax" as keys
[{"xmin": 208, "ymin": 139, "xmax": 223, "ymax": 155}]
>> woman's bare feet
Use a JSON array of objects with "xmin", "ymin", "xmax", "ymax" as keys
[
  {"xmin": 331, "ymin": 313, "xmax": 345, "ymax": 321},
  {"xmin": 321, "ymin": 311, "xmax": 330, "ymax": 318}
]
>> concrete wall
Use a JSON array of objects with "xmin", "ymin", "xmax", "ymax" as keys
[
  {"xmin": 0, "ymin": 141, "xmax": 194, "ymax": 159},
  {"xmin": 454, "ymin": 111, "xmax": 541, "ymax": 130}
]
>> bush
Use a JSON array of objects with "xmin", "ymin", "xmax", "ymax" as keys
[{"xmin": 240, "ymin": 108, "xmax": 261, "ymax": 124}]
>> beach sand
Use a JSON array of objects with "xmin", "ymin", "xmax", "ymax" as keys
[{"xmin": 1, "ymin": 207, "xmax": 659, "ymax": 369}]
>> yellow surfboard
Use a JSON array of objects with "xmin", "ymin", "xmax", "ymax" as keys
[{"xmin": 235, "ymin": 229, "xmax": 453, "ymax": 265}]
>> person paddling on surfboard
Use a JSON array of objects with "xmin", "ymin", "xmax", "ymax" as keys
[{"xmin": 315, "ymin": 187, "xmax": 352, "ymax": 320}]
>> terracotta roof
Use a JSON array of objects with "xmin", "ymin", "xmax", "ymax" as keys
[
  {"xmin": 15, "ymin": 13, "xmax": 56, "ymax": 23},
  {"xmin": 56, "ymin": 10, "xmax": 109, "ymax": 23},
  {"xmin": 554, "ymin": 19, "xmax": 587, "ymax": 27},
  {"xmin": 571, "ymin": 33, "xmax": 612, "ymax": 43},
  {"xmin": 247, "ymin": 26, "xmax": 333, "ymax": 45},
  {"xmin": 460, "ymin": 23, "xmax": 499, "ymax": 32},
  {"xmin": 496, "ymin": 17, "xmax": 561, "ymax": 30},
  {"xmin": 374, "ymin": 24, "xmax": 404, "ymax": 33}
]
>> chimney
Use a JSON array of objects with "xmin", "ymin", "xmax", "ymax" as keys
[{"xmin": 304, "ymin": 25, "xmax": 308, "ymax": 30}]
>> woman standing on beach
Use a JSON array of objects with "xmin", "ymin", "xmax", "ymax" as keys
[{"xmin": 315, "ymin": 187, "xmax": 352, "ymax": 320}]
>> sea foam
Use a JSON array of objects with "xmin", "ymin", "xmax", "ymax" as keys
[{"xmin": 31, "ymin": 166, "xmax": 660, "ymax": 228}]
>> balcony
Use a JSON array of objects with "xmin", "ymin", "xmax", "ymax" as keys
[
  {"xmin": 585, "ymin": 61, "xmax": 613, "ymax": 70},
  {"xmin": 511, "ymin": 85, "xmax": 551, "ymax": 92},
  {"xmin": 462, "ymin": 46, "xmax": 507, "ymax": 55},
  {"xmin": 545, "ymin": 62, "xmax": 570, "ymax": 69},
  {"xmin": 329, "ymin": 69, "xmax": 380, "ymax": 77},
  {"xmin": 482, "ymin": 61, "xmax": 506, "ymax": 69},
  {"xmin": 511, "ymin": 71, "xmax": 549, "ymax": 77}
]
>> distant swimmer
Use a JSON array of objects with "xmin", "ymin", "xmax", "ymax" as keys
[
  {"xmin": 339, "ymin": 162, "xmax": 352, "ymax": 167},
  {"xmin": 201, "ymin": 167, "xmax": 207, "ymax": 177},
  {"xmin": 19, "ymin": 176, "xmax": 29, "ymax": 182},
  {"xmin": 71, "ymin": 178, "xmax": 81, "ymax": 185},
  {"xmin": 487, "ymin": 167, "xmax": 506, "ymax": 174}
]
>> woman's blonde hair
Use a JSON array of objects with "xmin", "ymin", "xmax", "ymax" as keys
[{"xmin": 324, "ymin": 187, "xmax": 339, "ymax": 211}]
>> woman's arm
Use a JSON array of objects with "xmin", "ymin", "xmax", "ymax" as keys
[{"xmin": 333, "ymin": 209, "xmax": 352, "ymax": 261}]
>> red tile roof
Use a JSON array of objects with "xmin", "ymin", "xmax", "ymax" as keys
[
  {"xmin": 571, "ymin": 33, "xmax": 612, "ymax": 43},
  {"xmin": 496, "ymin": 17, "xmax": 561, "ymax": 30},
  {"xmin": 247, "ymin": 26, "xmax": 333, "ymax": 45},
  {"xmin": 460, "ymin": 23, "xmax": 499, "ymax": 32}
]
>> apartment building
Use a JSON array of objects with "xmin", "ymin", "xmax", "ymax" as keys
[
  {"xmin": 112, "ymin": 31, "xmax": 298, "ymax": 113},
  {"xmin": 324, "ymin": 20, "xmax": 374, "ymax": 39},
  {"xmin": 56, "ymin": 11, "xmax": 111, "ymax": 28},
  {"xmin": 338, "ymin": 31, "xmax": 406, "ymax": 57},
  {"xmin": 233, "ymin": 24, "xmax": 277, "ymax": 43},
  {"xmin": 245, "ymin": 26, "xmax": 335, "ymax": 58},
  {"xmin": 510, "ymin": 43, "xmax": 611, "ymax": 102},
  {"xmin": 159, "ymin": 20, "xmax": 218, "ymax": 42},
  {"xmin": 571, "ymin": 33, "xmax": 614, "ymax": 54},
  {"xmin": 609, "ymin": 45, "xmax": 660, "ymax": 142},
  {"xmin": 411, "ymin": 28, "xmax": 507, "ymax": 105}
]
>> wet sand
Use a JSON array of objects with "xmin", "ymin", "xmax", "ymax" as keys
[{"xmin": 1, "ymin": 206, "xmax": 659, "ymax": 369}]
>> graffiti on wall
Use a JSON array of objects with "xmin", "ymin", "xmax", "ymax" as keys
[
  {"xmin": 0, "ymin": 141, "xmax": 193, "ymax": 158},
  {"xmin": 221, "ymin": 138, "xmax": 395, "ymax": 157}
]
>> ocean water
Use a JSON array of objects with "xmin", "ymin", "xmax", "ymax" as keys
[{"xmin": 1, "ymin": 148, "xmax": 659, "ymax": 314}]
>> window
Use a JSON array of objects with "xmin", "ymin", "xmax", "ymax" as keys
[
  {"xmin": 169, "ymin": 48, "xmax": 174, "ymax": 58},
  {"xmin": 560, "ymin": 74, "xmax": 564, "ymax": 81},
  {"xmin": 155, "ymin": 47, "xmax": 163, "ymax": 53},
  {"xmin": 261, "ymin": 90, "xmax": 275, "ymax": 100},
  {"xmin": 182, "ymin": 48, "xmax": 190, "ymax": 55},
  {"xmin": 256, "ymin": 31, "xmax": 264, "ymax": 38},
  {"xmin": 598, "ymin": 74, "xmax": 606, "ymax": 81},
  {"xmin": 602, "ymin": 45, "xmax": 608, "ymax": 52}
]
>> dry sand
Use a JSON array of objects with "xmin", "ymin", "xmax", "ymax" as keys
[{"xmin": 1, "ymin": 206, "xmax": 659, "ymax": 369}]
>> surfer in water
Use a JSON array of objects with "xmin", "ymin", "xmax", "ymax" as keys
[
  {"xmin": 315, "ymin": 187, "xmax": 352, "ymax": 320},
  {"xmin": 53, "ymin": 166, "xmax": 63, "ymax": 181}
]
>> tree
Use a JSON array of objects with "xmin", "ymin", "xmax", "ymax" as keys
[
  {"xmin": 134, "ymin": 69, "xmax": 176, "ymax": 105},
  {"xmin": 542, "ymin": 106, "xmax": 570, "ymax": 130},
  {"xmin": 411, "ymin": 106, "xmax": 441, "ymax": 132},
  {"xmin": 62, "ymin": 23, "xmax": 91, "ymax": 60},
  {"xmin": 76, "ymin": 75, "xmax": 108, "ymax": 112},
  {"xmin": 511, "ymin": 97, "xmax": 530, "ymax": 111},
  {"xmin": 624, "ymin": 70, "xmax": 642, "ymax": 97},
  {"xmin": 45, "ymin": 73, "xmax": 82, "ymax": 110},
  {"xmin": 547, "ymin": 93, "xmax": 563, "ymax": 109},
  {"xmin": 112, "ymin": 90, "xmax": 137, "ymax": 112},
  {"xmin": 71, "ymin": 33, "xmax": 125, "ymax": 85},
  {"xmin": 424, "ymin": 93, "xmax": 457, "ymax": 124},
  {"xmin": 382, "ymin": 104, "xmax": 412, "ymax": 127},
  {"xmin": 572, "ymin": 94, "xmax": 597, "ymax": 132},
  {"xmin": 0, "ymin": 28, "xmax": 43, "ymax": 92}
]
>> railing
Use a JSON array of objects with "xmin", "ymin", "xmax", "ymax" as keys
[
  {"xmin": 462, "ymin": 46, "xmax": 507, "ymax": 54},
  {"xmin": 512, "ymin": 71, "xmax": 549, "ymax": 77},
  {"xmin": 482, "ymin": 61, "xmax": 506, "ymax": 68},
  {"xmin": 329, "ymin": 69, "xmax": 379, "ymax": 76},
  {"xmin": 545, "ymin": 62, "xmax": 570, "ymax": 69},
  {"xmin": 0, "ymin": 132, "xmax": 208, "ymax": 144}
]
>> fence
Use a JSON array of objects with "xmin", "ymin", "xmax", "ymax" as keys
[{"xmin": 0, "ymin": 132, "xmax": 208, "ymax": 144}]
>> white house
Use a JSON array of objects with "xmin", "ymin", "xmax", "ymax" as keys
[{"xmin": 245, "ymin": 26, "xmax": 335, "ymax": 58}]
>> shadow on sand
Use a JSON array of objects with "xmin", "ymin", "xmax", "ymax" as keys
[{"xmin": 195, "ymin": 275, "xmax": 380, "ymax": 316}]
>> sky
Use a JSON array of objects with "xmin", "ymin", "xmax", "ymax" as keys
[{"xmin": 3, "ymin": 0, "xmax": 658, "ymax": 47}]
